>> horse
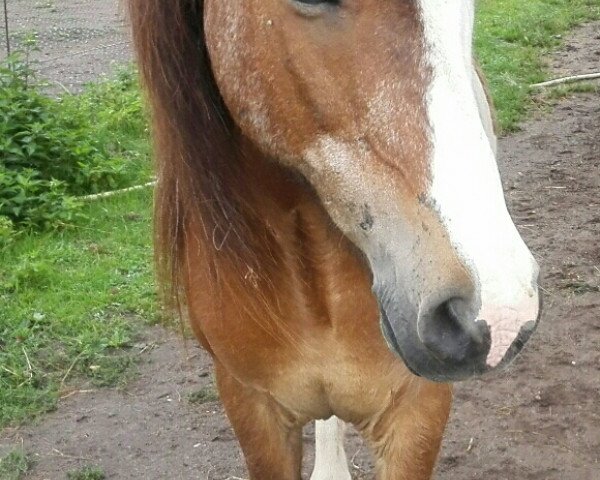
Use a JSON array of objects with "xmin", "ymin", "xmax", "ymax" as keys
[{"xmin": 128, "ymin": 1, "xmax": 541, "ymax": 478}]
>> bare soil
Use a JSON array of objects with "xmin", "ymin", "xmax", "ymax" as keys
[
  {"xmin": 1, "ymin": 4, "xmax": 599, "ymax": 479},
  {"xmin": 1, "ymin": 0, "xmax": 131, "ymax": 91}
]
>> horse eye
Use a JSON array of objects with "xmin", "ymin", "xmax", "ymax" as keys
[
  {"xmin": 289, "ymin": 0, "xmax": 340, "ymax": 16},
  {"xmin": 294, "ymin": 0, "xmax": 339, "ymax": 5}
]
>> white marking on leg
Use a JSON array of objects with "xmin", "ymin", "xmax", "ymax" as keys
[{"xmin": 310, "ymin": 416, "xmax": 351, "ymax": 480}]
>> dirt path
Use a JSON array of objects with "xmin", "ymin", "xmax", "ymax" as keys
[
  {"xmin": 1, "ymin": 14, "xmax": 599, "ymax": 480},
  {"xmin": 1, "ymin": 0, "xmax": 130, "ymax": 91}
]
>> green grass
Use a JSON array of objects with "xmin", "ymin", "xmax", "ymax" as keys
[
  {"xmin": 0, "ymin": 190, "xmax": 157, "ymax": 428},
  {"xmin": 67, "ymin": 466, "xmax": 106, "ymax": 480},
  {"xmin": 475, "ymin": 0, "xmax": 600, "ymax": 132},
  {"xmin": 0, "ymin": 449, "xmax": 30, "ymax": 480},
  {"xmin": 188, "ymin": 385, "xmax": 220, "ymax": 405},
  {"xmin": 543, "ymin": 81, "xmax": 600, "ymax": 100}
]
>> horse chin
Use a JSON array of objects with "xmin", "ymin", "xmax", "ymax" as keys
[{"xmin": 378, "ymin": 306, "xmax": 490, "ymax": 383}]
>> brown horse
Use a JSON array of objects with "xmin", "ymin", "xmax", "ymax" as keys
[{"xmin": 129, "ymin": 1, "xmax": 541, "ymax": 478}]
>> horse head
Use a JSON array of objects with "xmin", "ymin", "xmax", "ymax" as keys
[{"xmin": 203, "ymin": 0, "xmax": 541, "ymax": 382}]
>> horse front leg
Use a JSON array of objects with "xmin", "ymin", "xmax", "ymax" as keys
[
  {"xmin": 310, "ymin": 416, "xmax": 352, "ymax": 480},
  {"xmin": 214, "ymin": 361, "xmax": 303, "ymax": 480},
  {"xmin": 362, "ymin": 381, "xmax": 452, "ymax": 480}
]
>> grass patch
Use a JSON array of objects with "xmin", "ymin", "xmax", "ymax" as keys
[
  {"xmin": 542, "ymin": 82, "xmax": 600, "ymax": 100},
  {"xmin": 0, "ymin": 190, "xmax": 158, "ymax": 428},
  {"xmin": 475, "ymin": 0, "xmax": 600, "ymax": 132},
  {"xmin": 188, "ymin": 385, "xmax": 220, "ymax": 405},
  {"xmin": 0, "ymin": 449, "xmax": 31, "ymax": 480},
  {"xmin": 67, "ymin": 466, "xmax": 106, "ymax": 480}
]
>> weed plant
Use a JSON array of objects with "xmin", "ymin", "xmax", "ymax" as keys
[
  {"xmin": 0, "ymin": 54, "xmax": 150, "ymax": 233},
  {"xmin": 0, "ymin": 449, "xmax": 30, "ymax": 480},
  {"xmin": 67, "ymin": 466, "xmax": 106, "ymax": 480}
]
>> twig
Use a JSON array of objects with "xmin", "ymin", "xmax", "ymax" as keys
[
  {"xmin": 16, "ymin": 347, "xmax": 34, "ymax": 387},
  {"xmin": 60, "ymin": 351, "xmax": 86, "ymax": 389},
  {"xmin": 1, "ymin": 365, "xmax": 18, "ymax": 376},
  {"xmin": 137, "ymin": 342, "xmax": 157, "ymax": 355},
  {"xmin": 77, "ymin": 181, "xmax": 156, "ymax": 202},
  {"xmin": 536, "ymin": 284, "xmax": 554, "ymax": 297},
  {"xmin": 466, "ymin": 437, "xmax": 475, "ymax": 452},
  {"xmin": 50, "ymin": 448, "xmax": 91, "ymax": 461},
  {"xmin": 22, "ymin": 347, "xmax": 33, "ymax": 379},
  {"xmin": 531, "ymin": 72, "xmax": 600, "ymax": 88},
  {"xmin": 59, "ymin": 389, "xmax": 96, "ymax": 400}
]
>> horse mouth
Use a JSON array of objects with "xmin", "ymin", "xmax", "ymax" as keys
[
  {"xmin": 378, "ymin": 302, "xmax": 540, "ymax": 383},
  {"xmin": 378, "ymin": 305, "xmax": 490, "ymax": 382},
  {"xmin": 379, "ymin": 308, "xmax": 422, "ymax": 378}
]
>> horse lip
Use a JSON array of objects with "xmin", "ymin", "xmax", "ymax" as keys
[
  {"xmin": 495, "ymin": 319, "xmax": 538, "ymax": 369},
  {"xmin": 491, "ymin": 293, "xmax": 543, "ymax": 369},
  {"xmin": 379, "ymin": 307, "xmax": 422, "ymax": 377},
  {"xmin": 379, "ymin": 304, "xmax": 490, "ymax": 382}
]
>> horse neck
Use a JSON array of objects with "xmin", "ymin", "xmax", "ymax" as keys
[
  {"xmin": 227, "ymin": 140, "xmax": 371, "ymax": 324},
  {"xmin": 236, "ymin": 139, "xmax": 335, "ymax": 264}
]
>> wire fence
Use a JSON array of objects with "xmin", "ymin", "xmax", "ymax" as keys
[{"xmin": 1, "ymin": 0, "xmax": 132, "ymax": 91}]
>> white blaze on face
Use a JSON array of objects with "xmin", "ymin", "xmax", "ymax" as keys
[{"xmin": 418, "ymin": 0, "xmax": 539, "ymax": 367}]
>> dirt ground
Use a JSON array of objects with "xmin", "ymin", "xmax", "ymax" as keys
[
  {"xmin": 1, "ymin": 3, "xmax": 599, "ymax": 479},
  {"xmin": 0, "ymin": 0, "xmax": 131, "ymax": 91}
]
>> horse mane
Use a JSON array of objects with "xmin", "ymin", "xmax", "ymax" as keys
[{"xmin": 128, "ymin": 0, "xmax": 254, "ymax": 308}]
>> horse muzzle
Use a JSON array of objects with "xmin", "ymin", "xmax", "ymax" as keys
[{"xmin": 378, "ymin": 296, "xmax": 541, "ymax": 383}]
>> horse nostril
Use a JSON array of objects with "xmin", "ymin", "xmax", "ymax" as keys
[{"xmin": 418, "ymin": 299, "xmax": 491, "ymax": 363}]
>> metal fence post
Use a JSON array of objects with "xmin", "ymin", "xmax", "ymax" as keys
[{"xmin": 3, "ymin": 0, "xmax": 9, "ymax": 56}]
